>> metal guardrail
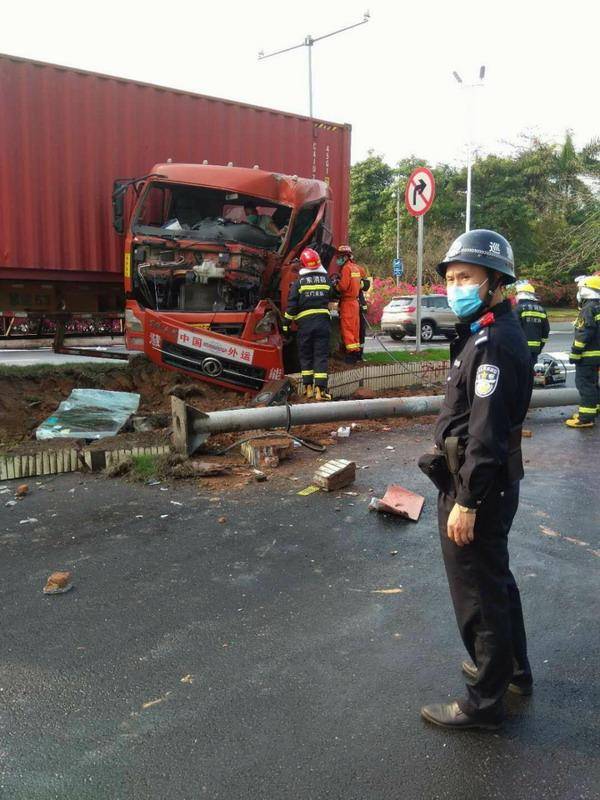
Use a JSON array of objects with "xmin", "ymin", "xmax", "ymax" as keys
[{"xmin": 0, "ymin": 311, "xmax": 124, "ymax": 339}]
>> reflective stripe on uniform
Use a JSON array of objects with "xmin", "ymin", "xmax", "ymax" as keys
[
  {"xmin": 301, "ymin": 370, "xmax": 314, "ymax": 376},
  {"xmin": 521, "ymin": 311, "xmax": 547, "ymax": 319},
  {"xmin": 294, "ymin": 308, "xmax": 331, "ymax": 321},
  {"xmin": 581, "ymin": 350, "xmax": 600, "ymax": 358},
  {"xmin": 527, "ymin": 341, "xmax": 541, "ymax": 347},
  {"xmin": 313, "ymin": 372, "xmax": 328, "ymax": 379},
  {"xmin": 578, "ymin": 406, "xmax": 598, "ymax": 414},
  {"xmin": 351, "ymin": 272, "xmax": 361, "ymax": 277},
  {"xmin": 299, "ymin": 284, "xmax": 330, "ymax": 292},
  {"xmin": 595, "ymin": 313, "xmax": 600, "ymax": 321},
  {"xmin": 346, "ymin": 342, "xmax": 361, "ymax": 350},
  {"xmin": 284, "ymin": 311, "xmax": 295, "ymax": 320},
  {"xmin": 573, "ymin": 340, "xmax": 586, "ymax": 348}
]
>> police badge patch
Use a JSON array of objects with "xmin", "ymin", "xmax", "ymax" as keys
[{"xmin": 475, "ymin": 364, "xmax": 500, "ymax": 398}]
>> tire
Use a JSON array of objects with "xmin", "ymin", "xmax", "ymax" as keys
[
  {"xmin": 390, "ymin": 332, "xmax": 406, "ymax": 341},
  {"xmin": 420, "ymin": 321, "xmax": 435, "ymax": 342}
]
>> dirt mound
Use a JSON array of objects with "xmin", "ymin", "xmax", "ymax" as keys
[{"xmin": 0, "ymin": 357, "xmax": 252, "ymax": 449}]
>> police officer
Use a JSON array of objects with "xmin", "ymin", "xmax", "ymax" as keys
[
  {"xmin": 565, "ymin": 274, "xmax": 600, "ymax": 428},
  {"xmin": 419, "ymin": 229, "xmax": 534, "ymax": 731},
  {"xmin": 514, "ymin": 280, "xmax": 550, "ymax": 364},
  {"xmin": 284, "ymin": 248, "xmax": 333, "ymax": 401}
]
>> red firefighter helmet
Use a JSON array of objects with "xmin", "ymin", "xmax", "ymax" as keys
[
  {"xmin": 337, "ymin": 244, "xmax": 353, "ymax": 257},
  {"xmin": 300, "ymin": 248, "xmax": 322, "ymax": 269}
]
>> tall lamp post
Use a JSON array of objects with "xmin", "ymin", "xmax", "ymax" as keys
[
  {"xmin": 258, "ymin": 12, "xmax": 370, "ymax": 118},
  {"xmin": 452, "ymin": 65, "xmax": 486, "ymax": 232}
]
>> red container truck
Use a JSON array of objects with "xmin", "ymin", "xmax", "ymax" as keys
[{"xmin": 0, "ymin": 54, "xmax": 351, "ymax": 322}]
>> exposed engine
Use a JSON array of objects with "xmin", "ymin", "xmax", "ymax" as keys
[{"xmin": 132, "ymin": 244, "xmax": 267, "ymax": 313}]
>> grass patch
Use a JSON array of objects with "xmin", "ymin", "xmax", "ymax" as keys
[
  {"xmin": 131, "ymin": 454, "xmax": 159, "ymax": 481},
  {"xmin": 364, "ymin": 348, "xmax": 450, "ymax": 364},
  {"xmin": 546, "ymin": 307, "xmax": 576, "ymax": 321}
]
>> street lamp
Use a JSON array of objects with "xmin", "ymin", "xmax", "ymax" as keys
[
  {"xmin": 258, "ymin": 12, "xmax": 371, "ymax": 118},
  {"xmin": 453, "ymin": 65, "xmax": 486, "ymax": 232}
]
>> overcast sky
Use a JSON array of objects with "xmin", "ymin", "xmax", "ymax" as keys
[{"xmin": 2, "ymin": 0, "xmax": 598, "ymax": 167}]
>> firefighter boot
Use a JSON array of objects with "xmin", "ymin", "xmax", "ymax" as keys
[
  {"xmin": 305, "ymin": 384, "xmax": 314, "ymax": 400},
  {"xmin": 565, "ymin": 416, "xmax": 595, "ymax": 428},
  {"xmin": 315, "ymin": 386, "xmax": 332, "ymax": 402}
]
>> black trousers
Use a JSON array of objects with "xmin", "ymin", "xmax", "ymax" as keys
[
  {"xmin": 437, "ymin": 483, "xmax": 531, "ymax": 716},
  {"xmin": 575, "ymin": 363, "xmax": 600, "ymax": 421},
  {"xmin": 297, "ymin": 314, "xmax": 330, "ymax": 388},
  {"xmin": 359, "ymin": 309, "xmax": 366, "ymax": 354}
]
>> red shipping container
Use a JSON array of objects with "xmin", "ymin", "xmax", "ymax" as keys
[{"xmin": 0, "ymin": 53, "xmax": 351, "ymax": 285}]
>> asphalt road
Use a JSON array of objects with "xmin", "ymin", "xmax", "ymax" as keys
[{"xmin": 1, "ymin": 407, "xmax": 598, "ymax": 799}]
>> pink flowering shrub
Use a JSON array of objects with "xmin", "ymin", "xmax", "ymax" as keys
[{"xmin": 366, "ymin": 277, "xmax": 447, "ymax": 325}]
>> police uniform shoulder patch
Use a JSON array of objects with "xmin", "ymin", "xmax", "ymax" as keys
[
  {"xmin": 474, "ymin": 330, "xmax": 489, "ymax": 346},
  {"xmin": 475, "ymin": 364, "xmax": 500, "ymax": 398}
]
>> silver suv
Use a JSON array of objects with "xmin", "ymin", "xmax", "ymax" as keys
[{"xmin": 381, "ymin": 294, "xmax": 457, "ymax": 342}]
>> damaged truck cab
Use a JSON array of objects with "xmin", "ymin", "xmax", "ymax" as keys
[{"xmin": 114, "ymin": 163, "xmax": 333, "ymax": 392}]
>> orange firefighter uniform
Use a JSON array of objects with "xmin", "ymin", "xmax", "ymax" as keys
[{"xmin": 336, "ymin": 253, "xmax": 363, "ymax": 360}]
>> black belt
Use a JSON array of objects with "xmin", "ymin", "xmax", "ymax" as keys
[{"xmin": 442, "ymin": 426, "xmax": 524, "ymax": 486}]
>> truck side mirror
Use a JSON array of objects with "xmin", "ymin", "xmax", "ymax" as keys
[{"xmin": 112, "ymin": 179, "xmax": 130, "ymax": 235}]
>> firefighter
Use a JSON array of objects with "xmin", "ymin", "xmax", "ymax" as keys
[
  {"xmin": 514, "ymin": 280, "xmax": 550, "ymax": 364},
  {"xmin": 334, "ymin": 245, "xmax": 363, "ymax": 363},
  {"xmin": 565, "ymin": 274, "xmax": 600, "ymax": 428},
  {"xmin": 419, "ymin": 229, "xmax": 534, "ymax": 731},
  {"xmin": 283, "ymin": 248, "xmax": 333, "ymax": 401}
]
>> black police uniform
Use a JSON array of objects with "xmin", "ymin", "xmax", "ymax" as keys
[
  {"xmin": 570, "ymin": 300, "xmax": 600, "ymax": 422},
  {"xmin": 433, "ymin": 299, "xmax": 534, "ymax": 717},
  {"xmin": 516, "ymin": 298, "xmax": 549, "ymax": 362},
  {"xmin": 285, "ymin": 270, "xmax": 332, "ymax": 390}
]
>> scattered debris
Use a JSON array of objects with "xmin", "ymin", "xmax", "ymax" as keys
[
  {"xmin": 352, "ymin": 387, "xmax": 377, "ymax": 400},
  {"xmin": 142, "ymin": 693, "xmax": 170, "ymax": 710},
  {"xmin": 253, "ymin": 469, "xmax": 268, "ymax": 482},
  {"xmin": 539, "ymin": 525, "xmax": 560, "ymax": 538},
  {"xmin": 36, "ymin": 389, "xmax": 140, "ymax": 441},
  {"xmin": 385, "ymin": 446, "xmax": 395, "ymax": 451},
  {"xmin": 313, "ymin": 459, "xmax": 356, "ymax": 492},
  {"xmin": 241, "ymin": 437, "xmax": 294, "ymax": 468},
  {"xmin": 218, "ymin": 516, "xmax": 227, "ymax": 523},
  {"xmin": 166, "ymin": 383, "xmax": 205, "ymax": 400},
  {"xmin": 132, "ymin": 414, "xmax": 170, "ymax": 433},
  {"xmin": 297, "ymin": 485, "xmax": 320, "ymax": 496},
  {"xmin": 105, "ymin": 457, "xmax": 134, "ymax": 478},
  {"xmin": 522, "ymin": 430, "xmax": 533, "ymax": 438},
  {"xmin": 369, "ymin": 484, "xmax": 425, "ymax": 522},
  {"xmin": 43, "ymin": 570, "xmax": 73, "ymax": 595},
  {"xmin": 335, "ymin": 426, "xmax": 351, "ymax": 438},
  {"xmin": 172, "ymin": 460, "xmax": 230, "ymax": 479},
  {"xmin": 19, "ymin": 517, "xmax": 38, "ymax": 525},
  {"xmin": 16, "ymin": 483, "xmax": 29, "ymax": 497},
  {"xmin": 180, "ymin": 674, "xmax": 194, "ymax": 685},
  {"xmin": 170, "ymin": 500, "xmax": 183, "ymax": 506},
  {"xmin": 372, "ymin": 588, "xmax": 403, "ymax": 595},
  {"xmin": 390, "ymin": 550, "xmax": 399, "ymax": 556},
  {"xmin": 160, "ymin": 514, "xmax": 169, "ymax": 519},
  {"xmin": 5, "ymin": 500, "xmax": 17, "ymax": 507}
]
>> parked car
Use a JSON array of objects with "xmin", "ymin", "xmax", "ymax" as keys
[{"xmin": 380, "ymin": 294, "xmax": 457, "ymax": 341}]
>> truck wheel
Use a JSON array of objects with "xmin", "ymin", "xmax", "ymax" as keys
[
  {"xmin": 420, "ymin": 321, "xmax": 435, "ymax": 342},
  {"xmin": 390, "ymin": 332, "xmax": 405, "ymax": 341}
]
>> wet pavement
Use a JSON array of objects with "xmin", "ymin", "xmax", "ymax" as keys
[{"xmin": 1, "ymin": 406, "xmax": 598, "ymax": 799}]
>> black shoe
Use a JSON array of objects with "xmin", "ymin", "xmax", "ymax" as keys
[
  {"xmin": 420, "ymin": 701, "xmax": 502, "ymax": 730},
  {"xmin": 462, "ymin": 660, "xmax": 533, "ymax": 696}
]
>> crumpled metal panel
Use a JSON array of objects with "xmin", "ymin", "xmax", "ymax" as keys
[{"xmin": 0, "ymin": 54, "xmax": 350, "ymax": 280}]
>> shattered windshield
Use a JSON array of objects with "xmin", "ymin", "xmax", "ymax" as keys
[{"xmin": 133, "ymin": 182, "xmax": 292, "ymax": 251}]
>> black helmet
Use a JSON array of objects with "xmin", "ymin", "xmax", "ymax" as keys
[{"xmin": 437, "ymin": 229, "xmax": 515, "ymax": 284}]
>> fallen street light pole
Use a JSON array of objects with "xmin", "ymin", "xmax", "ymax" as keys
[{"xmin": 171, "ymin": 389, "xmax": 580, "ymax": 455}]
